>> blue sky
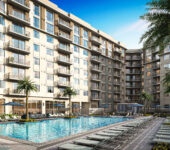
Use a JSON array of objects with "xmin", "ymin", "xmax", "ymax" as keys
[{"xmin": 50, "ymin": 0, "xmax": 150, "ymax": 49}]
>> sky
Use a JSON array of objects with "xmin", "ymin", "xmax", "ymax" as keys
[{"xmin": 50, "ymin": 0, "xmax": 151, "ymax": 49}]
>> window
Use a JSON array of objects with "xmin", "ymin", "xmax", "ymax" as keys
[
  {"xmin": 84, "ymin": 70, "xmax": 88, "ymax": 76},
  {"xmin": 84, "ymin": 80, "xmax": 88, "ymax": 86},
  {"xmin": 74, "ymin": 25, "xmax": 80, "ymax": 35},
  {"xmin": 0, "ymin": 33, "xmax": 4, "ymax": 41},
  {"xmin": 46, "ymin": 10, "xmax": 54, "ymax": 23},
  {"xmin": 35, "ymin": 84, "xmax": 40, "ymax": 92},
  {"xmin": 74, "ymin": 35, "xmax": 80, "ymax": 44},
  {"xmin": 83, "ymin": 49, "xmax": 88, "ymax": 56},
  {"xmin": 34, "ymin": 30, "xmax": 39, "ymax": 39},
  {"xmin": 74, "ymin": 46, "xmax": 79, "ymax": 53},
  {"xmin": 164, "ymin": 63, "xmax": 170, "ymax": 69},
  {"xmin": 83, "ymin": 40, "xmax": 88, "ymax": 48},
  {"xmin": 83, "ymin": 91, "xmax": 88, "ymax": 96},
  {"xmin": 34, "ymin": 17, "xmax": 40, "ymax": 28},
  {"xmin": 34, "ymin": 71, "xmax": 40, "ymax": 78},
  {"xmin": 74, "ymin": 57, "xmax": 80, "ymax": 64},
  {"xmin": 0, "ymin": 80, "xmax": 5, "ymax": 88},
  {"xmin": 83, "ymin": 60, "xmax": 88, "ymax": 66},
  {"xmin": 46, "ymin": 23, "xmax": 54, "ymax": 34},
  {"xmin": 12, "ymin": 38, "xmax": 25, "ymax": 50},
  {"xmin": 83, "ymin": 30, "xmax": 88, "ymax": 39},
  {"xmin": 47, "ymin": 74, "xmax": 53, "ymax": 81},
  {"xmin": 34, "ymin": 57, "xmax": 40, "ymax": 65},
  {"xmin": 0, "ymin": 65, "xmax": 4, "ymax": 73},
  {"xmin": 164, "ymin": 54, "xmax": 170, "ymax": 60},
  {"xmin": 47, "ymin": 61, "xmax": 53, "ymax": 68},
  {"xmin": 75, "ymin": 89, "xmax": 80, "ymax": 95},
  {"xmin": 47, "ymin": 86, "xmax": 53, "ymax": 93},
  {"xmin": 34, "ymin": 44, "xmax": 40, "ymax": 52},
  {"xmin": 0, "ymin": 1, "xmax": 5, "ymax": 14},
  {"xmin": 0, "ymin": 49, "xmax": 4, "ymax": 57},
  {"xmin": 46, "ymin": 48, "xmax": 53, "ymax": 56},
  {"xmin": 74, "ymin": 78, "xmax": 79, "ymax": 85},
  {"xmin": 74, "ymin": 67, "xmax": 80, "ymax": 74},
  {"xmin": 0, "ymin": 15, "xmax": 4, "ymax": 25},
  {"xmin": 47, "ymin": 35, "xmax": 53, "ymax": 43},
  {"xmin": 34, "ymin": 4, "xmax": 40, "ymax": 16}
]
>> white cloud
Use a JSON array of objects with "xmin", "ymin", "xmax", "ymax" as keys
[{"xmin": 112, "ymin": 20, "xmax": 149, "ymax": 49}]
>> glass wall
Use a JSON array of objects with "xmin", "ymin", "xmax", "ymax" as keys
[{"xmin": 46, "ymin": 101, "xmax": 65, "ymax": 114}]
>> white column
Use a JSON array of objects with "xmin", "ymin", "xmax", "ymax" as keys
[{"xmin": 41, "ymin": 100, "xmax": 46, "ymax": 114}]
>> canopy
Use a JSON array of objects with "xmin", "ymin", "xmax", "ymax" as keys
[
  {"xmin": 151, "ymin": 105, "xmax": 161, "ymax": 108},
  {"xmin": 131, "ymin": 104, "xmax": 144, "ymax": 107},
  {"xmin": 2, "ymin": 102, "xmax": 24, "ymax": 106},
  {"xmin": 99, "ymin": 104, "xmax": 109, "ymax": 108},
  {"xmin": 72, "ymin": 104, "xmax": 80, "ymax": 108},
  {"xmin": 53, "ymin": 104, "xmax": 64, "ymax": 107}
]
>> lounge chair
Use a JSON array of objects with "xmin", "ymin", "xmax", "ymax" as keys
[
  {"xmin": 96, "ymin": 132, "xmax": 120, "ymax": 137},
  {"xmin": 0, "ymin": 117, "xmax": 5, "ymax": 122},
  {"xmin": 4, "ymin": 115, "xmax": 10, "ymax": 121},
  {"xmin": 58, "ymin": 143, "xmax": 93, "ymax": 150},
  {"xmin": 87, "ymin": 135, "xmax": 111, "ymax": 141},
  {"xmin": 74, "ymin": 139, "xmax": 100, "ymax": 147},
  {"xmin": 155, "ymin": 134, "xmax": 170, "ymax": 139},
  {"xmin": 152, "ymin": 138, "xmax": 170, "ymax": 144}
]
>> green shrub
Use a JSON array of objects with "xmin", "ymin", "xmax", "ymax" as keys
[
  {"xmin": 19, "ymin": 119, "xmax": 36, "ymax": 122},
  {"xmin": 64, "ymin": 116, "xmax": 76, "ymax": 119},
  {"xmin": 152, "ymin": 143, "xmax": 170, "ymax": 150},
  {"xmin": 144, "ymin": 114, "xmax": 152, "ymax": 116}
]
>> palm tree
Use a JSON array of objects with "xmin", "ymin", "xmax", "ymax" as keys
[
  {"xmin": 63, "ymin": 87, "xmax": 77, "ymax": 116},
  {"xmin": 163, "ymin": 71, "xmax": 170, "ymax": 94},
  {"xmin": 17, "ymin": 77, "xmax": 37, "ymax": 120},
  {"xmin": 140, "ymin": 91, "xmax": 153, "ymax": 114},
  {"xmin": 140, "ymin": 0, "xmax": 170, "ymax": 53}
]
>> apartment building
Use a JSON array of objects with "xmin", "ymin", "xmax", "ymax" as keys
[
  {"xmin": 143, "ymin": 45, "xmax": 170, "ymax": 107},
  {"xmin": 126, "ymin": 49, "xmax": 143, "ymax": 103},
  {"xmin": 0, "ymin": 0, "xmax": 126, "ymax": 114}
]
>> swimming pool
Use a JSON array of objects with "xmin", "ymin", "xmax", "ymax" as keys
[{"xmin": 0, "ymin": 117, "xmax": 132, "ymax": 143}]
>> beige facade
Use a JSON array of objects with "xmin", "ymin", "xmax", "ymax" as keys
[{"xmin": 0, "ymin": 0, "xmax": 126, "ymax": 115}]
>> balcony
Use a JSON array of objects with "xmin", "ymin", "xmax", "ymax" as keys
[
  {"xmin": 6, "ymin": 57, "xmax": 30, "ymax": 68},
  {"xmin": 91, "ymin": 66, "xmax": 101, "ymax": 73},
  {"xmin": 114, "ymin": 73, "xmax": 121, "ymax": 78},
  {"xmin": 56, "ymin": 44, "xmax": 73, "ymax": 54},
  {"xmin": 57, "ymin": 19, "xmax": 72, "ymax": 32},
  {"xmin": 55, "ymin": 57, "xmax": 72, "ymax": 66},
  {"xmin": 8, "ymin": 0, "xmax": 30, "ymax": 11},
  {"xmin": 152, "ymin": 73, "xmax": 160, "ymax": 78},
  {"xmin": 53, "ymin": 93, "xmax": 69, "ymax": 100},
  {"xmin": 91, "ymin": 86, "xmax": 101, "ymax": 91},
  {"xmin": 91, "ymin": 36, "xmax": 101, "ymax": 45},
  {"xmin": 113, "ymin": 64, "xmax": 121, "ymax": 69},
  {"xmin": 113, "ymin": 82, "xmax": 120, "ymax": 85},
  {"xmin": 91, "ymin": 76, "xmax": 101, "ymax": 82},
  {"xmin": 127, "ymin": 78, "xmax": 141, "ymax": 82},
  {"xmin": 57, "ymin": 32, "xmax": 72, "ymax": 43},
  {"xmin": 152, "ymin": 81, "xmax": 160, "ymax": 85},
  {"xmin": 4, "ymin": 88, "xmax": 25, "ymax": 97},
  {"xmin": 114, "ymin": 90, "xmax": 120, "ymax": 94},
  {"xmin": 126, "ymin": 71, "xmax": 141, "ymax": 74},
  {"xmin": 114, "ymin": 57, "xmax": 121, "ymax": 62},
  {"xmin": 55, "ymin": 81, "xmax": 70, "ymax": 88},
  {"xmin": 7, "ymin": 10, "xmax": 30, "ymax": 25},
  {"xmin": 152, "ymin": 64, "xmax": 160, "ymax": 70},
  {"xmin": 5, "ymin": 41, "xmax": 30, "ymax": 54},
  {"xmin": 55, "ymin": 69, "xmax": 71, "ymax": 77},
  {"xmin": 91, "ymin": 96, "xmax": 101, "ymax": 101},
  {"xmin": 91, "ymin": 47, "xmax": 102, "ymax": 54},
  {"xmin": 114, "ymin": 48, "xmax": 121, "ymax": 54},
  {"xmin": 91, "ymin": 56, "xmax": 101, "ymax": 64},
  {"xmin": 4, "ymin": 73, "xmax": 25, "ymax": 81},
  {"xmin": 7, "ymin": 25, "xmax": 30, "ymax": 40},
  {"xmin": 152, "ymin": 57, "xmax": 160, "ymax": 62}
]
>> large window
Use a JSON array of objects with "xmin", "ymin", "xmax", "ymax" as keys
[
  {"xmin": 74, "ymin": 25, "xmax": 80, "ymax": 44},
  {"xmin": 0, "ymin": 49, "xmax": 4, "ymax": 57},
  {"xmin": 34, "ymin": 71, "xmax": 40, "ymax": 78},
  {"xmin": 12, "ymin": 24, "xmax": 25, "ymax": 35},
  {"xmin": 47, "ymin": 35, "xmax": 53, "ymax": 43},
  {"xmin": 47, "ymin": 74, "xmax": 53, "ymax": 81},
  {"xmin": 34, "ymin": 17, "xmax": 40, "ymax": 28},
  {"xmin": 34, "ymin": 4, "xmax": 40, "ymax": 16},
  {"xmin": 74, "ymin": 57, "xmax": 80, "ymax": 64},
  {"xmin": 47, "ymin": 86, "xmax": 53, "ymax": 93},
  {"xmin": 83, "ymin": 30, "xmax": 88, "ymax": 48},
  {"xmin": 47, "ymin": 61, "xmax": 53, "ymax": 68},
  {"xmin": 74, "ymin": 78, "xmax": 79, "ymax": 85},
  {"xmin": 13, "ymin": 9, "xmax": 25, "ymax": 20},
  {"xmin": 34, "ymin": 57, "xmax": 40, "ymax": 65},
  {"xmin": 34, "ymin": 30, "xmax": 39, "ymax": 39},
  {"xmin": 74, "ymin": 35, "xmax": 80, "ymax": 45},
  {"xmin": 46, "ymin": 10, "xmax": 54, "ymax": 23},
  {"xmin": 12, "ymin": 38, "xmax": 25, "ymax": 50},
  {"xmin": 46, "ymin": 48, "xmax": 53, "ymax": 56},
  {"xmin": 0, "ymin": 80, "xmax": 5, "ymax": 88},
  {"xmin": 83, "ymin": 49, "xmax": 88, "ymax": 56},
  {"xmin": 0, "ymin": 1, "xmax": 5, "ymax": 14},
  {"xmin": 0, "ymin": 33, "xmax": 4, "ymax": 41},
  {"xmin": 0, "ymin": 15, "xmax": 4, "ymax": 25},
  {"xmin": 74, "ymin": 46, "xmax": 79, "ymax": 53},
  {"xmin": 12, "ymin": 53, "xmax": 25, "ymax": 64},
  {"xmin": 34, "ymin": 44, "xmax": 40, "ymax": 52},
  {"xmin": 46, "ymin": 23, "xmax": 54, "ymax": 34}
]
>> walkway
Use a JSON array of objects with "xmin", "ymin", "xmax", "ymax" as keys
[{"xmin": 122, "ymin": 118, "xmax": 164, "ymax": 150}]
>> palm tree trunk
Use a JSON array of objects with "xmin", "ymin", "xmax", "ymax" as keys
[
  {"xmin": 69, "ymin": 96, "xmax": 72, "ymax": 116},
  {"xmin": 26, "ymin": 91, "xmax": 29, "ymax": 120}
]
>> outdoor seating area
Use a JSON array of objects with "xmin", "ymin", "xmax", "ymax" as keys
[
  {"xmin": 152, "ymin": 117, "xmax": 170, "ymax": 145},
  {"xmin": 0, "ymin": 114, "xmax": 21, "ymax": 122},
  {"xmin": 58, "ymin": 116, "xmax": 153, "ymax": 150}
]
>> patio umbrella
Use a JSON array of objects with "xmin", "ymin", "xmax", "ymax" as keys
[
  {"xmin": 53, "ymin": 104, "xmax": 64, "ymax": 107},
  {"xmin": 132, "ymin": 104, "xmax": 144, "ymax": 107},
  {"xmin": 2, "ymin": 102, "xmax": 24, "ymax": 106}
]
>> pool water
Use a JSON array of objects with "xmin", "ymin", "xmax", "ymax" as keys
[{"xmin": 0, "ymin": 117, "xmax": 132, "ymax": 143}]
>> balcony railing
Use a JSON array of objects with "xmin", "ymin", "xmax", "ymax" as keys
[
  {"xmin": 8, "ymin": 10, "xmax": 30, "ymax": 25},
  {"xmin": 91, "ymin": 85, "xmax": 100, "ymax": 91},
  {"xmin": 114, "ymin": 48, "xmax": 121, "ymax": 53},
  {"xmin": 7, "ymin": 25, "xmax": 30, "ymax": 40},
  {"xmin": 56, "ymin": 69, "xmax": 71, "ymax": 76},
  {"xmin": 6, "ymin": 57, "xmax": 30, "ymax": 68},
  {"xmin": 91, "ymin": 95, "xmax": 101, "ymax": 100},
  {"xmin": 58, "ymin": 32, "xmax": 72, "ymax": 43},
  {"xmin": 91, "ymin": 76, "xmax": 101, "ymax": 81},
  {"xmin": 57, "ymin": 19, "xmax": 72, "ymax": 31},
  {"xmin": 4, "ymin": 73, "xmax": 25, "ymax": 81},
  {"xmin": 56, "ymin": 81, "xmax": 70, "ymax": 87},
  {"xmin": 56, "ymin": 44, "xmax": 72, "ymax": 54},
  {"xmin": 91, "ymin": 66, "xmax": 101, "ymax": 72},
  {"xmin": 5, "ymin": 41, "xmax": 30, "ymax": 54},
  {"xmin": 91, "ymin": 56, "xmax": 100, "ymax": 63},
  {"xmin": 91, "ymin": 46, "xmax": 102, "ymax": 54},
  {"xmin": 4, "ymin": 88, "xmax": 25, "ymax": 96},
  {"xmin": 91, "ymin": 36, "xmax": 101, "ymax": 45},
  {"xmin": 54, "ymin": 93, "xmax": 69, "ymax": 99},
  {"xmin": 56, "ymin": 56, "xmax": 72, "ymax": 65},
  {"xmin": 8, "ymin": 0, "xmax": 30, "ymax": 11}
]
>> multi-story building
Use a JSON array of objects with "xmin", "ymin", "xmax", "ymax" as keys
[
  {"xmin": 126, "ymin": 49, "xmax": 143, "ymax": 103},
  {"xmin": 143, "ymin": 45, "xmax": 170, "ymax": 107},
  {"xmin": 0, "ymin": 0, "xmax": 126, "ymax": 115}
]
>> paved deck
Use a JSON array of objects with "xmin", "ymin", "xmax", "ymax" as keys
[{"xmin": 122, "ymin": 118, "xmax": 164, "ymax": 150}]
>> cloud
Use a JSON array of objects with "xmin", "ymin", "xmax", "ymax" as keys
[{"xmin": 112, "ymin": 20, "xmax": 149, "ymax": 49}]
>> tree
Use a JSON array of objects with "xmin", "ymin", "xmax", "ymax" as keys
[
  {"xmin": 63, "ymin": 87, "xmax": 77, "ymax": 116},
  {"xmin": 140, "ymin": 91, "xmax": 153, "ymax": 113},
  {"xmin": 17, "ymin": 77, "xmax": 37, "ymax": 120},
  {"xmin": 140, "ymin": 0, "xmax": 170, "ymax": 54},
  {"xmin": 163, "ymin": 71, "xmax": 170, "ymax": 94}
]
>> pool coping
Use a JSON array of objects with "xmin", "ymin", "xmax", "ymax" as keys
[{"xmin": 0, "ymin": 117, "xmax": 137, "ymax": 149}]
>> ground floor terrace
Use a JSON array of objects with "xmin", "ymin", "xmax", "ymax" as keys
[{"xmin": 0, "ymin": 97, "xmax": 113, "ymax": 116}]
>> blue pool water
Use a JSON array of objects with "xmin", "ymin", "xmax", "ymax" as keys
[{"xmin": 0, "ymin": 117, "xmax": 132, "ymax": 143}]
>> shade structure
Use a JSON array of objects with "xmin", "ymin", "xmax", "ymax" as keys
[
  {"xmin": 72, "ymin": 104, "xmax": 80, "ymax": 108},
  {"xmin": 130, "ymin": 104, "xmax": 144, "ymax": 107},
  {"xmin": 99, "ymin": 104, "xmax": 109, "ymax": 108},
  {"xmin": 53, "ymin": 104, "xmax": 64, "ymax": 107},
  {"xmin": 151, "ymin": 105, "xmax": 161, "ymax": 108},
  {"xmin": 2, "ymin": 102, "xmax": 24, "ymax": 106}
]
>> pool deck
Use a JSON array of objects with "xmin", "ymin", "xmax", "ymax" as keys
[{"xmin": 0, "ymin": 117, "xmax": 163, "ymax": 150}]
